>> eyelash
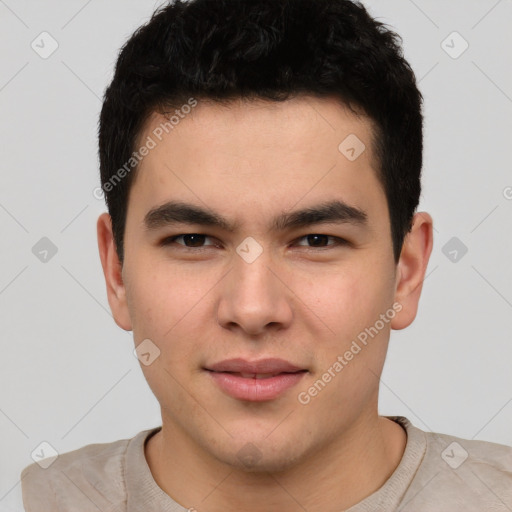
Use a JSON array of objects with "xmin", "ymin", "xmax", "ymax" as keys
[{"xmin": 159, "ymin": 233, "xmax": 349, "ymax": 250}]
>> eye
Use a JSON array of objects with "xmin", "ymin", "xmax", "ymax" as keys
[
  {"xmin": 161, "ymin": 233, "xmax": 218, "ymax": 248},
  {"xmin": 294, "ymin": 234, "xmax": 347, "ymax": 248},
  {"xmin": 159, "ymin": 233, "xmax": 348, "ymax": 250}
]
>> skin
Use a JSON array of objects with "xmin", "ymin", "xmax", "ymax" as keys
[{"xmin": 97, "ymin": 95, "xmax": 433, "ymax": 511}]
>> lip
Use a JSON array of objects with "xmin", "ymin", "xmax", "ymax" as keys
[
  {"xmin": 205, "ymin": 358, "xmax": 307, "ymax": 402},
  {"xmin": 206, "ymin": 357, "xmax": 304, "ymax": 374}
]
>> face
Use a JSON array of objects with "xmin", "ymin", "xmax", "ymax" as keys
[{"xmin": 100, "ymin": 96, "xmax": 425, "ymax": 472}]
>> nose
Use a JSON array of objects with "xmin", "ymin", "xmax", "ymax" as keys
[{"xmin": 216, "ymin": 248, "xmax": 293, "ymax": 337}]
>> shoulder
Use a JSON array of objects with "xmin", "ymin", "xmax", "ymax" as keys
[
  {"xmin": 401, "ymin": 422, "xmax": 512, "ymax": 511},
  {"xmin": 20, "ymin": 428, "xmax": 157, "ymax": 512}
]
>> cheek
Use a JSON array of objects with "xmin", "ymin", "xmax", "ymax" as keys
[
  {"xmin": 128, "ymin": 267, "xmax": 208, "ymax": 411},
  {"xmin": 126, "ymin": 261, "xmax": 221, "ymax": 377},
  {"xmin": 126, "ymin": 258, "xmax": 205, "ymax": 337},
  {"xmin": 291, "ymin": 259, "xmax": 392, "ymax": 344}
]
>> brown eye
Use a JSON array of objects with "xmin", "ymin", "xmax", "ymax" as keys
[
  {"xmin": 295, "ymin": 235, "xmax": 347, "ymax": 248},
  {"xmin": 161, "ymin": 234, "xmax": 216, "ymax": 248}
]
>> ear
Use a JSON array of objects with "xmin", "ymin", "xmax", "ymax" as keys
[
  {"xmin": 391, "ymin": 212, "xmax": 434, "ymax": 330},
  {"xmin": 97, "ymin": 212, "xmax": 133, "ymax": 331}
]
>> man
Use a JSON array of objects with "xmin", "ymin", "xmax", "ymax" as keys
[{"xmin": 21, "ymin": 0, "xmax": 512, "ymax": 510}]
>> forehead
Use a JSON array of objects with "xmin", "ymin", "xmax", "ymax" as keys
[
  {"xmin": 128, "ymin": 95, "xmax": 386, "ymax": 231},
  {"xmin": 138, "ymin": 95, "xmax": 376, "ymax": 165}
]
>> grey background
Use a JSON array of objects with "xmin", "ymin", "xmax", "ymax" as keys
[{"xmin": 1, "ymin": 0, "xmax": 511, "ymax": 509}]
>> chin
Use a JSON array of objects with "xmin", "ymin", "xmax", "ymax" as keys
[{"xmin": 213, "ymin": 438, "xmax": 310, "ymax": 474}]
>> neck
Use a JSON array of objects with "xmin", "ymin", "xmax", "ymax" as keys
[{"xmin": 144, "ymin": 413, "xmax": 407, "ymax": 511}]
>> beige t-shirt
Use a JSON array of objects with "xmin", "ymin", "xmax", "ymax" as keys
[{"xmin": 20, "ymin": 416, "xmax": 512, "ymax": 511}]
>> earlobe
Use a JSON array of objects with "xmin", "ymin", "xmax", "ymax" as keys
[
  {"xmin": 97, "ymin": 212, "xmax": 133, "ymax": 331},
  {"xmin": 391, "ymin": 212, "xmax": 434, "ymax": 331}
]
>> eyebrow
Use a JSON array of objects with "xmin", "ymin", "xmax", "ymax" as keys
[{"xmin": 143, "ymin": 199, "xmax": 368, "ymax": 233}]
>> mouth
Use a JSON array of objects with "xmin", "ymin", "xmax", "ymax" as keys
[
  {"xmin": 204, "ymin": 358, "xmax": 308, "ymax": 401},
  {"xmin": 231, "ymin": 372, "xmax": 303, "ymax": 379}
]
